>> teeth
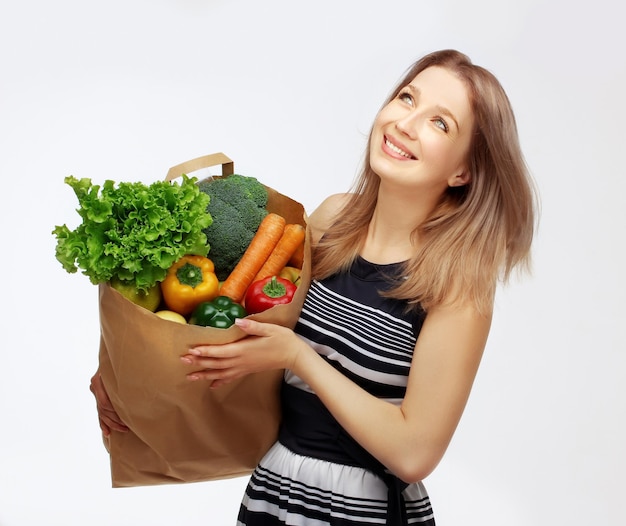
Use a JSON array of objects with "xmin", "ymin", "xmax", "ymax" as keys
[{"xmin": 385, "ymin": 138, "xmax": 412, "ymax": 158}]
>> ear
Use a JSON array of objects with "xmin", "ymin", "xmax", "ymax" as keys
[{"xmin": 448, "ymin": 170, "xmax": 472, "ymax": 187}]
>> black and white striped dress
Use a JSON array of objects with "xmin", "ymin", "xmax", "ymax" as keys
[{"xmin": 237, "ymin": 257, "xmax": 436, "ymax": 525}]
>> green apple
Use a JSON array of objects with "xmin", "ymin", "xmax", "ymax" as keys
[{"xmin": 110, "ymin": 277, "xmax": 162, "ymax": 312}]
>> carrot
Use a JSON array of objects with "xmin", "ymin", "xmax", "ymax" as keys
[
  {"xmin": 288, "ymin": 236, "xmax": 305, "ymax": 269},
  {"xmin": 220, "ymin": 213, "xmax": 286, "ymax": 303},
  {"xmin": 254, "ymin": 223, "xmax": 306, "ymax": 282}
]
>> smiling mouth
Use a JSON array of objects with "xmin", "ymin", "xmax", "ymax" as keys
[{"xmin": 384, "ymin": 137, "xmax": 415, "ymax": 159}]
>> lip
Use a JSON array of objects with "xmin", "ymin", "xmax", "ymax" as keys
[{"xmin": 382, "ymin": 135, "xmax": 416, "ymax": 160}]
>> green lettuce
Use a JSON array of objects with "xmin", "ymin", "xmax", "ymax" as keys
[{"xmin": 52, "ymin": 174, "xmax": 212, "ymax": 291}]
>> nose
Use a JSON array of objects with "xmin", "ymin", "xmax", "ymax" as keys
[{"xmin": 395, "ymin": 110, "xmax": 420, "ymax": 139}]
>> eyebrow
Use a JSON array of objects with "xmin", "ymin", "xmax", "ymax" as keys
[{"xmin": 404, "ymin": 84, "xmax": 460, "ymax": 131}]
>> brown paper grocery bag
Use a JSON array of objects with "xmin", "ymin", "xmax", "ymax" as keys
[{"xmin": 98, "ymin": 153, "xmax": 310, "ymax": 487}]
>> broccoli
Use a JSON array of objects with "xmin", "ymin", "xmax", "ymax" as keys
[
  {"xmin": 198, "ymin": 174, "xmax": 269, "ymax": 280},
  {"xmin": 209, "ymin": 174, "xmax": 268, "ymax": 208}
]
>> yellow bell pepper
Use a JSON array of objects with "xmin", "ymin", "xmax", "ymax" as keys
[{"xmin": 160, "ymin": 255, "xmax": 220, "ymax": 316}]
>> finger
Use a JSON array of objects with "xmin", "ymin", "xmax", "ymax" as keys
[
  {"xmin": 99, "ymin": 419, "xmax": 111, "ymax": 437},
  {"xmin": 107, "ymin": 421, "xmax": 130, "ymax": 433},
  {"xmin": 187, "ymin": 367, "xmax": 241, "ymax": 383},
  {"xmin": 209, "ymin": 377, "xmax": 235, "ymax": 390},
  {"xmin": 93, "ymin": 387, "xmax": 124, "ymax": 423},
  {"xmin": 188, "ymin": 321, "xmax": 277, "ymax": 357},
  {"xmin": 90, "ymin": 372, "xmax": 129, "ymax": 434},
  {"xmin": 98, "ymin": 405, "xmax": 129, "ymax": 430},
  {"xmin": 187, "ymin": 344, "xmax": 235, "ymax": 358},
  {"xmin": 181, "ymin": 354, "xmax": 238, "ymax": 370},
  {"xmin": 91, "ymin": 377, "xmax": 128, "ymax": 429},
  {"xmin": 90, "ymin": 373, "xmax": 115, "ymax": 410},
  {"xmin": 100, "ymin": 417, "xmax": 129, "ymax": 433},
  {"xmin": 234, "ymin": 317, "xmax": 271, "ymax": 336},
  {"xmin": 98, "ymin": 410, "xmax": 129, "ymax": 435}
]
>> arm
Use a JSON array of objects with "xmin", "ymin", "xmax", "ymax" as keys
[
  {"xmin": 292, "ymin": 302, "xmax": 491, "ymax": 482},
  {"xmin": 184, "ymin": 294, "xmax": 491, "ymax": 483}
]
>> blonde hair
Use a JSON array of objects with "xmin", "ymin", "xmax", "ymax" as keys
[{"xmin": 312, "ymin": 49, "xmax": 538, "ymax": 314}]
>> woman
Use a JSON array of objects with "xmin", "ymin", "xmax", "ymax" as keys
[{"xmin": 92, "ymin": 49, "xmax": 537, "ymax": 525}]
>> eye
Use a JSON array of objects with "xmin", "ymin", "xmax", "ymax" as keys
[
  {"xmin": 433, "ymin": 117, "xmax": 449, "ymax": 133},
  {"xmin": 397, "ymin": 90, "xmax": 414, "ymax": 106}
]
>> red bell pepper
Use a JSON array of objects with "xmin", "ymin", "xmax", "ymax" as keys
[{"xmin": 244, "ymin": 276, "xmax": 297, "ymax": 314}]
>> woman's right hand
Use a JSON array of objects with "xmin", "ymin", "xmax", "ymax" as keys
[{"xmin": 89, "ymin": 370, "xmax": 128, "ymax": 436}]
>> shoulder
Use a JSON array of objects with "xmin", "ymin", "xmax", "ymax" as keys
[
  {"xmin": 307, "ymin": 193, "xmax": 352, "ymax": 244},
  {"xmin": 414, "ymin": 298, "xmax": 493, "ymax": 382},
  {"xmin": 422, "ymin": 301, "xmax": 493, "ymax": 344}
]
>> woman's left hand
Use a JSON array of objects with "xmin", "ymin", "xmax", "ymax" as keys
[{"xmin": 181, "ymin": 318, "xmax": 303, "ymax": 388}]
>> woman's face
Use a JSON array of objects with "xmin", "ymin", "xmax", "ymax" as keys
[{"xmin": 370, "ymin": 66, "xmax": 475, "ymax": 200}]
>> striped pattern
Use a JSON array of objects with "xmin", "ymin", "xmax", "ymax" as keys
[
  {"xmin": 237, "ymin": 258, "xmax": 433, "ymax": 525},
  {"xmin": 293, "ymin": 279, "xmax": 419, "ymax": 398},
  {"xmin": 237, "ymin": 443, "xmax": 435, "ymax": 525}
]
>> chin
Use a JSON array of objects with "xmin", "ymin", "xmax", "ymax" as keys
[{"xmin": 370, "ymin": 153, "xmax": 406, "ymax": 181}]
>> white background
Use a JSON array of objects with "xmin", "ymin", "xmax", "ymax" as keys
[{"xmin": 1, "ymin": 1, "xmax": 624, "ymax": 524}]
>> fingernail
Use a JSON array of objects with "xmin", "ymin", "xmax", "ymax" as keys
[
  {"xmin": 189, "ymin": 348, "xmax": 201, "ymax": 356},
  {"xmin": 188, "ymin": 374, "xmax": 199, "ymax": 381},
  {"xmin": 180, "ymin": 356, "xmax": 192, "ymax": 364}
]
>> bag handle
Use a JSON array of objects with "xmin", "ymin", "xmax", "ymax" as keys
[{"xmin": 165, "ymin": 152, "xmax": 234, "ymax": 181}]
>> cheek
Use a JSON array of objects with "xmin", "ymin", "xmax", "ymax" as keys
[
  {"xmin": 371, "ymin": 112, "xmax": 385, "ymax": 135},
  {"xmin": 421, "ymin": 134, "xmax": 450, "ymax": 158},
  {"xmin": 369, "ymin": 117, "xmax": 386, "ymax": 149},
  {"xmin": 422, "ymin": 137, "xmax": 469, "ymax": 176},
  {"xmin": 372, "ymin": 104, "xmax": 399, "ymax": 130}
]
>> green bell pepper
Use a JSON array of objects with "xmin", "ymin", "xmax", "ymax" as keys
[{"xmin": 189, "ymin": 295, "xmax": 247, "ymax": 329}]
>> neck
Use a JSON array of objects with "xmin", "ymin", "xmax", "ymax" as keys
[{"xmin": 361, "ymin": 186, "xmax": 435, "ymax": 264}]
